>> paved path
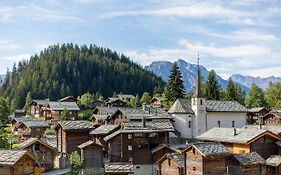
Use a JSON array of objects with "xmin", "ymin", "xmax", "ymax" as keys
[{"xmin": 42, "ymin": 168, "xmax": 70, "ymax": 175}]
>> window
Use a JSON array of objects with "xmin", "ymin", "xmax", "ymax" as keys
[
  {"xmin": 35, "ymin": 144, "xmax": 40, "ymax": 151},
  {"xmin": 218, "ymin": 121, "xmax": 221, "ymax": 127},
  {"xmin": 192, "ymin": 148, "xmax": 196, "ymax": 155},
  {"xmin": 232, "ymin": 121, "xmax": 235, "ymax": 128},
  {"xmin": 134, "ymin": 133, "xmax": 143, "ymax": 138},
  {"xmin": 128, "ymin": 145, "xmax": 132, "ymax": 151},
  {"xmin": 200, "ymin": 99, "xmax": 203, "ymax": 105},
  {"xmin": 128, "ymin": 134, "xmax": 132, "ymax": 140},
  {"xmin": 188, "ymin": 121, "xmax": 191, "ymax": 128}
]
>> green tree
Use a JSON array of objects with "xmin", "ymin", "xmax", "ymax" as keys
[
  {"xmin": 78, "ymin": 92, "xmax": 93, "ymax": 109},
  {"xmin": 163, "ymin": 62, "xmax": 185, "ymax": 106},
  {"xmin": 24, "ymin": 92, "xmax": 32, "ymax": 114},
  {"xmin": 0, "ymin": 97, "xmax": 10, "ymax": 124},
  {"xmin": 140, "ymin": 92, "xmax": 151, "ymax": 105},
  {"xmin": 70, "ymin": 151, "xmax": 82, "ymax": 173},
  {"xmin": 224, "ymin": 78, "xmax": 245, "ymax": 104},
  {"xmin": 266, "ymin": 82, "xmax": 281, "ymax": 108},
  {"xmin": 245, "ymin": 84, "xmax": 267, "ymax": 108},
  {"xmin": 60, "ymin": 108, "xmax": 70, "ymax": 121},
  {"xmin": 203, "ymin": 70, "xmax": 220, "ymax": 100},
  {"xmin": 134, "ymin": 94, "xmax": 141, "ymax": 107}
]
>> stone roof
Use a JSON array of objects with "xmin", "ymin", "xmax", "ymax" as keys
[
  {"xmin": 243, "ymin": 125, "xmax": 281, "ymax": 135},
  {"xmin": 0, "ymin": 150, "xmax": 35, "ymax": 165},
  {"xmin": 249, "ymin": 107, "xmax": 266, "ymax": 113},
  {"xmin": 189, "ymin": 142, "xmax": 230, "ymax": 157},
  {"xmin": 168, "ymin": 99, "xmax": 193, "ymax": 114},
  {"xmin": 266, "ymin": 155, "xmax": 281, "ymax": 167},
  {"xmin": 90, "ymin": 125, "xmax": 120, "ymax": 135},
  {"xmin": 78, "ymin": 140, "xmax": 102, "ymax": 149},
  {"xmin": 57, "ymin": 120, "xmax": 95, "ymax": 131},
  {"xmin": 48, "ymin": 101, "xmax": 80, "ymax": 111},
  {"xmin": 196, "ymin": 127, "xmax": 278, "ymax": 144},
  {"xmin": 12, "ymin": 117, "xmax": 35, "ymax": 123},
  {"xmin": 91, "ymin": 114, "xmax": 109, "ymax": 121},
  {"xmin": 104, "ymin": 130, "xmax": 121, "ymax": 142},
  {"xmin": 206, "ymin": 100, "xmax": 248, "ymax": 112},
  {"xmin": 262, "ymin": 112, "xmax": 281, "ymax": 119},
  {"xmin": 234, "ymin": 152, "xmax": 265, "ymax": 166},
  {"xmin": 166, "ymin": 153, "xmax": 185, "ymax": 168},
  {"xmin": 17, "ymin": 137, "xmax": 56, "ymax": 150},
  {"xmin": 151, "ymin": 144, "xmax": 175, "ymax": 154},
  {"xmin": 31, "ymin": 99, "xmax": 49, "ymax": 106},
  {"xmin": 104, "ymin": 162, "xmax": 134, "ymax": 173},
  {"xmin": 59, "ymin": 96, "xmax": 77, "ymax": 102},
  {"xmin": 117, "ymin": 94, "xmax": 134, "ymax": 99},
  {"xmin": 151, "ymin": 96, "xmax": 163, "ymax": 102},
  {"xmin": 21, "ymin": 120, "xmax": 50, "ymax": 128},
  {"xmin": 42, "ymin": 135, "xmax": 57, "ymax": 149},
  {"xmin": 119, "ymin": 107, "xmax": 171, "ymax": 119},
  {"xmin": 93, "ymin": 107, "xmax": 119, "ymax": 115}
]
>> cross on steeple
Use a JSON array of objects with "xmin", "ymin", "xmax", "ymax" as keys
[{"xmin": 193, "ymin": 53, "xmax": 203, "ymax": 98}]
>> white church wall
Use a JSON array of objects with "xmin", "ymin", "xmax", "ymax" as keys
[
  {"xmin": 171, "ymin": 113, "xmax": 193, "ymax": 138},
  {"xmin": 207, "ymin": 112, "xmax": 247, "ymax": 130}
]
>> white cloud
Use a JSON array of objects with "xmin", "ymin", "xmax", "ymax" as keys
[
  {"xmin": 0, "ymin": 4, "xmax": 78, "ymax": 22},
  {"xmin": 0, "ymin": 39, "xmax": 21, "ymax": 50}
]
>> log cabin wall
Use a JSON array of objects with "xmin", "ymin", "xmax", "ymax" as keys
[
  {"xmin": 250, "ymin": 135, "xmax": 278, "ymax": 159},
  {"xmin": 159, "ymin": 159, "xmax": 183, "ymax": 175},
  {"xmin": 185, "ymin": 148, "xmax": 203, "ymax": 175}
]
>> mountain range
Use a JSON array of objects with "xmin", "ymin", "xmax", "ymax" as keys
[{"xmin": 146, "ymin": 59, "xmax": 281, "ymax": 93}]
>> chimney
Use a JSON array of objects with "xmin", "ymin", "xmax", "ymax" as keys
[
  {"xmin": 142, "ymin": 117, "xmax": 146, "ymax": 128},
  {"xmin": 234, "ymin": 128, "xmax": 237, "ymax": 136},
  {"xmin": 142, "ymin": 104, "xmax": 146, "ymax": 111}
]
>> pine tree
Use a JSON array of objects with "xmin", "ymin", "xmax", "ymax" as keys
[
  {"xmin": 245, "ymin": 84, "xmax": 267, "ymax": 108},
  {"xmin": 163, "ymin": 62, "xmax": 185, "ymax": 105},
  {"xmin": 266, "ymin": 82, "xmax": 281, "ymax": 108},
  {"xmin": 204, "ymin": 70, "xmax": 220, "ymax": 100},
  {"xmin": 60, "ymin": 108, "xmax": 70, "ymax": 121},
  {"xmin": 0, "ymin": 97, "xmax": 10, "ymax": 124},
  {"xmin": 24, "ymin": 92, "xmax": 32, "ymax": 114},
  {"xmin": 224, "ymin": 78, "xmax": 245, "ymax": 104},
  {"xmin": 140, "ymin": 92, "xmax": 151, "ymax": 105}
]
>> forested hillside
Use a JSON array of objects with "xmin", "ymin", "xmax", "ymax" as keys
[{"xmin": 0, "ymin": 44, "xmax": 164, "ymax": 108}]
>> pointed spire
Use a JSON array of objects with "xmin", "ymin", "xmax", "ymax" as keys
[{"xmin": 193, "ymin": 53, "xmax": 203, "ymax": 98}]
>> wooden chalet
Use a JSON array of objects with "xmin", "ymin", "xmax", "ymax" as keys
[
  {"xmin": 182, "ymin": 142, "xmax": 230, "ymax": 175},
  {"xmin": 43, "ymin": 101, "xmax": 80, "ymax": 124},
  {"xmin": 11, "ymin": 117, "xmax": 35, "ymax": 132},
  {"xmin": 150, "ymin": 97, "xmax": 163, "ymax": 106},
  {"xmin": 104, "ymin": 119, "xmax": 174, "ymax": 175},
  {"xmin": 105, "ymin": 98, "xmax": 127, "ymax": 107},
  {"xmin": 55, "ymin": 120, "xmax": 95, "ymax": 155},
  {"xmin": 16, "ymin": 137, "xmax": 57, "ymax": 169},
  {"xmin": 14, "ymin": 109, "xmax": 26, "ymax": 118},
  {"xmin": 151, "ymin": 144, "xmax": 176, "ymax": 163},
  {"xmin": 104, "ymin": 162, "xmax": 134, "ymax": 175},
  {"xmin": 78, "ymin": 140, "xmax": 103, "ymax": 168},
  {"xmin": 0, "ymin": 149, "xmax": 36, "ymax": 175},
  {"xmin": 197, "ymin": 127, "xmax": 281, "ymax": 159},
  {"xmin": 266, "ymin": 155, "xmax": 281, "ymax": 175},
  {"xmin": 17, "ymin": 120, "xmax": 50, "ymax": 140},
  {"xmin": 262, "ymin": 112, "xmax": 281, "ymax": 125},
  {"xmin": 226, "ymin": 152, "xmax": 265, "ymax": 175},
  {"xmin": 90, "ymin": 107, "xmax": 119, "ymax": 124},
  {"xmin": 247, "ymin": 107, "xmax": 269, "ymax": 124},
  {"xmin": 58, "ymin": 96, "xmax": 77, "ymax": 102},
  {"xmin": 117, "ymin": 94, "xmax": 135, "ymax": 102},
  {"xmin": 89, "ymin": 124, "xmax": 120, "ymax": 155},
  {"xmin": 155, "ymin": 153, "xmax": 184, "ymax": 175},
  {"xmin": 30, "ymin": 99, "xmax": 48, "ymax": 117}
]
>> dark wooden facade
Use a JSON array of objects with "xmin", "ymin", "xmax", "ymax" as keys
[
  {"xmin": 78, "ymin": 141, "xmax": 103, "ymax": 168},
  {"xmin": 247, "ymin": 107, "xmax": 269, "ymax": 124},
  {"xmin": 262, "ymin": 112, "xmax": 281, "ymax": 125},
  {"xmin": 43, "ymin": 109, "xmax": 78, "ymax": 125},
  {"xmin": 152, "ymin": 145, "xmax": 175, "ymax": 163},
  {"xmin": 155, "ymin": 153, "xmax": 184, "ymax": 175},
  {"xmin": 17, "ymin": 122, "xmax": 49, "ymax": 140}
]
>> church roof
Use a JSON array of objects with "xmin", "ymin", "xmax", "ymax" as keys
[
  {"xmin": 168, "ymin": 99, "xmax": 193, "ymax": 114},
  {"xmin": 206, "ymin": 100, "xmax": 248, "ymax": 112}
]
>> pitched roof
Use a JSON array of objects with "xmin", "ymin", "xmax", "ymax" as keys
[
  {"xmin": 41, "ymin": 135, "xmax": 57, "ymax": 149},
  {"xmin": 117, "ymin": 94, "xmax": 134, "ymax": 99},
  {"xmin": 151, "ymin": 144, "xmax": 175, "ymax": 154},
  {"xmin": 206, "ymin": 100, "xmax": 248, "ymax": 112},
  {"xmin": 196, "ymin": 127, "xmax": 281, "ymax": 144},
  {"xmin": 0, "ymin": 150, "xmax": 35, "ymax": 165},
  {"xmin": 119, "ymin": 107, "xmax": 171, "ymax": 119},
  {"xmin": 266, "ymin": 155, "xmax": 281, "ymax": 167},
  {"xmin": 91, "ymin": 114, "xmax": 109, "ymax": 121},
  {"xmin": 168, "ymin": 99, "xmax": 193, "ymax": 114},
  {"xmin": 56, "ymin": 120, "xmax": 95, "ymax": 131},
  {"xmin": 249, "ymin": 107, "xmax": 267, "ymax": 113},
  {"xmin": 17, "ymin": 138, "xmax": 56, "ymax": 150},
  {"xmin": 59, "ymin": 96, "xmax": 77, "ymax": 102},
  {"xmin": 234, "ymin": 152, "xmax": 265, "ymax": 166},
  {"xmin": 31, "ymin": 99, "xmax": 48, "ymax": 106},
  {"xmin": 104, "ymin": 162, "xmax": 134, "ymax": 173},
  {"xmin": 78, "ymin": 140, "xmax": 102, "ymax": 149},
  {"xmin": 151, "ymin": 96, "xmax": 163, "ymax": 102},
  {"xmin": 184, "ymin": 142, "xmax": 230, "ymax": 157},
  {"xmin": 93, "ymin": 107, "xmax": 119, "ymax": 115},
  {"xmin": 48, "ymin": 101, "xmax": 80, "ymax": 111},
  {"xmin": 262, "ymin": 112, "xmax": 281, "ymax": 119},
  {"xmin": 21, "ymin": 120, "xmax": 50, "ymax": 128},
  {"xmin": 243, "ymin": 125, "xmax": 281, "ymax": 135},
  {"xmin": 90, "ymin": 125, "xmax": 120, "ymax": 135},
  {"xmin": 11, "ymin": 117, "xmax": 35, "ymax": 123},
  {"xmin": 166, "ymin": 153, "xmax": 185, "ymax": 168}
]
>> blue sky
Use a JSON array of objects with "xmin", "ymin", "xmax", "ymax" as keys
[{"xmin": 0, "ymin": 0, "xmax": 280, "ymax": 79}]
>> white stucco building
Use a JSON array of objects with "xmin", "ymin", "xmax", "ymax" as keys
[{"xmin": 168, "ymin": 61, "xmax": 248, "ymax": 138}]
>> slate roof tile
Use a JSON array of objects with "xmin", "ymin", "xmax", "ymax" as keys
[
  {"xmin": 191, "ymin": 142, "xmax": 230, "ymax": 157},
  {"xmin": 0, "ymin": 150, "xmax": 30, "ymax": 165},
  {"xmin": 48, "ymin": 101, "xmax": 80, "ymax": 111},
  {"xmin": 58, "ymin": 120, "xmax": 95, "ymax": 131},
  {"xmin": 234, "ymin": 152, "xmax": 265, "ymax": 166},
  {"xmin": 90, "ymin": 125, "xmax": 120, "ymax": 135},
  {"xmin": 104, "ymin": 162, "xmax": 134, "ymax": 173},
  {"xmin": 266, "ymin": 155, "xmax": 281, "ymax": 167}
]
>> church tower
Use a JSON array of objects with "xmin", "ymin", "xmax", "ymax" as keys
[{"xmin": 191, "ymin": 55, "xmax": 207, "ymax": 137}]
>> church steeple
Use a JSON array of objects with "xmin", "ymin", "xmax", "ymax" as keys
[{"xmin": 193, "ymin": 54, "xmax": 203, "ymax": 98}]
